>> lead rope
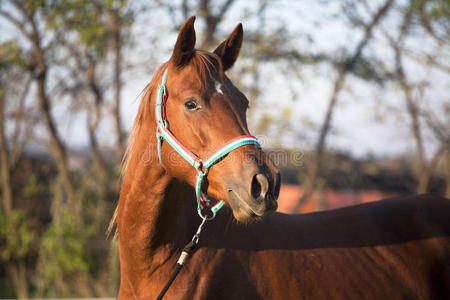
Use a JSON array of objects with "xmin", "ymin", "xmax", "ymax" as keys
[{"xmin": 157, "ymin": 216, "xmax": 208, "ymax": 300}]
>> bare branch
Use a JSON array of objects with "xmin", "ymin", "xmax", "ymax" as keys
[
  {"xmin": 0, "ymin": 9, "xmax": 32, "ymax": 40},
  {"xmin": 181, "ymin": 0, "xmax": 190, "ymax": 20},
  {"xmin": 417, "ymin": 143, "xmax": 446, "ymax": 194},
  {"xmin": 218, "ymin": 0, "xmax": 236, "ymax": 16},
  {"xmin": 291, "ymin": 0, "xmax": 394, "ymax": 213},
  {"xmin": 418, "ymin": 1, "xmax": 445, "ymax": 45},
  {"xmin": 111, "ymin": 8, "xmax": 125, "ymax": 157},
  {"xmin": 9, "ymin": 76, "xmax": 32, "ymax": 167},
  {"xmin": 423, "ymin": 111, "xmax": 450, "ymax": 144},
  {"xmin": 198, "ymin": 0, "xmax": 237, "ymax": 48},
  {"xmin": 0, "ymin": 91, "xmax": 13, "ymax": 213}
]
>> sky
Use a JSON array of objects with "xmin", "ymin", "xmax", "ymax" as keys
[{"xmin": 113, "ymin": 0, "xmax": 448, "ymax": 159}]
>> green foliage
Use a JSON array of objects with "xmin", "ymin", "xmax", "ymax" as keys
[
  {"xmin": 22, "ymin": 0, "xmax": 48, "ymax": 14},
  {"xmin": 410, "ymin": 0, "xmax": 450, "ymax": 21},
  {"xmin": 0, "ymin": 210, "xmax": 35, "ymax": 261},
  {"xmin": 47, "ymin": 0, "xmax": 108, "ymax": 55},
  {"xmin": 30, "ymin": 166, "xmax": 119, "ymax": 297},
  {"xmin": 0, "ymin": 40, "xmax": 25, "ymax": 70},
  {"xmin": 23, "ymin": 174, "xmax": 44, "ymax": 197},
  {"xmin": 46, "ymin": 0, "xmax": 133, "ymax": 56},
  {"xmin": 41, "ymin": 216, "xmax": 91, "ymax": 273},
  {"xmin": 33, "ymin": 210, "xmax": 93, "ymax": 297},
  {"xmin": 1, "ymin": 0, "xmax": 126, "ymax": 297}
]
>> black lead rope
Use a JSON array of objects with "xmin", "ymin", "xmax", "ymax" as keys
[
  {"xmin": 156, "ymin": 239, "xmax": 198, "ymax": 300},
  {"xmin": 157, "ymin": 216, "xmax": 208, "ymax": 300}
]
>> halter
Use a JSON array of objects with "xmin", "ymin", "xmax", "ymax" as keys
[{"xmin": 155, "ymin": 68, "xmax": 261, "ymax": 220}]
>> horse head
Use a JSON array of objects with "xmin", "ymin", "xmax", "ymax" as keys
[{"xmin": 153, "ymin": 16, "xmax": 280, "ymax": 222}]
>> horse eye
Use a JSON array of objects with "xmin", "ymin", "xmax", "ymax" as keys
[{"xmin": 184, "ymin": 99, "xmax": 200, "ymax": 111}]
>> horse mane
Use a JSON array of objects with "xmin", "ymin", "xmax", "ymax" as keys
[
  {"xmin": 107, "ymin": 50, "xmax": 223, "ymax": 238},
  {"xmin": 119, "ymin": 64, "xmax": 167, "ymax": 176}
]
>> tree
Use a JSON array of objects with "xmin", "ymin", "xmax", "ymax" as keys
[
  {"xmin": 0, "ymin": 39, "xmax": 34, "ymax": 299},
  {"xmin": 291, "ymin": 0, "xmax": 395, "ymax": 212},
  {"xmin": 0, "ymin": 0, "xmax": 77, "ymax": 223},
  {"xmin": 379, "ymin": 0, "xmax": 449, "ymax": 195}
]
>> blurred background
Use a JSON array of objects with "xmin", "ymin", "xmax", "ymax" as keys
[{"xmin": 0, "ymin": 0, "xmax": 449, "ymax": 297}]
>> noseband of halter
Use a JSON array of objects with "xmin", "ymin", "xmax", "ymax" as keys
[{"xmin": 155, "ymin": 68, "xmax": 260, "ymax": 220}]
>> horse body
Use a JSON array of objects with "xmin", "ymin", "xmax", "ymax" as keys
[
  {"xmin": 194, "ymin": 194, "xmax": 449, "ymax": 299},
  {"xmin": 118, "ymin": 167, "xmax": 450, "ymax": 299},
  {"xmin": 116, "ymin": 16, "xmax": 450, "ymax": 299}
]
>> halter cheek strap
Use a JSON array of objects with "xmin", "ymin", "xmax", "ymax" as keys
[{"xmin": 155, "ymin": 68, "xmax": 261, "ymax": 219}]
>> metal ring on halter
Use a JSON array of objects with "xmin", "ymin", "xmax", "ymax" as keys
[{"xmin": 197, "ymin": 206, "xmax": 216, "ymax": 221}]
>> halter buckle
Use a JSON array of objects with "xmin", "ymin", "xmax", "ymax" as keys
[{"xmin": 194, "ymin": 160, "xmax": 203, "ymax": 171}]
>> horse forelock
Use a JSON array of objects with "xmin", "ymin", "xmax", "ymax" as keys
[{"xmin": 191, "ymin": 50, "xmax": 224, "ymax": 85}]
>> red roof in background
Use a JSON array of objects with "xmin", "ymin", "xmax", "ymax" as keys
[{"xmin": 277, "ymin": 184, "xmax": 399, "ymax": 214}]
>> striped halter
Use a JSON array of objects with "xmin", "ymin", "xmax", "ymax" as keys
[{"xmin": 155, "ymin": 69, "xmax": 260, "ymax": 219}]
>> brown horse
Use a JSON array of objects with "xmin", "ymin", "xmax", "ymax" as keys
[{"xmin": 116, "ymin": 16, "xmax": 450, "ymax": 299}]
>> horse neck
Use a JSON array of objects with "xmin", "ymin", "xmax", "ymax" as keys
[{"xmin": 117, "ymin": 99, "xmax": 199, "ymax": 273}]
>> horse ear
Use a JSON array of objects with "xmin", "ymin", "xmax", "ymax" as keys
[
  {"xmin": 213, "ymin": 23, "xmax": 243, "ymax": 71},
  {"xmin": 171, "ymin": 16, "xmax": 196, "ymax": 68}
]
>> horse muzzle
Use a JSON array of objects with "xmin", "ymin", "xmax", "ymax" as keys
[{"xmin": 226, "ymin": 170, "xmax": 280, "ymax": 222}]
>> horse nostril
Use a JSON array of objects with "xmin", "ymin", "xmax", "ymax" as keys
[{"xmin": 251, "ymin": 174, "xmax": 269, "ymax": 201}]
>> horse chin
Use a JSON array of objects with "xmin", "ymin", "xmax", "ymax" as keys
[
  {"xmin": 227, "ymin": 189, "xmax": 274, "ymax": 223},
  {"xmin": 232, "ymin": 207, "xmax": 262, "ymax": 224}
]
